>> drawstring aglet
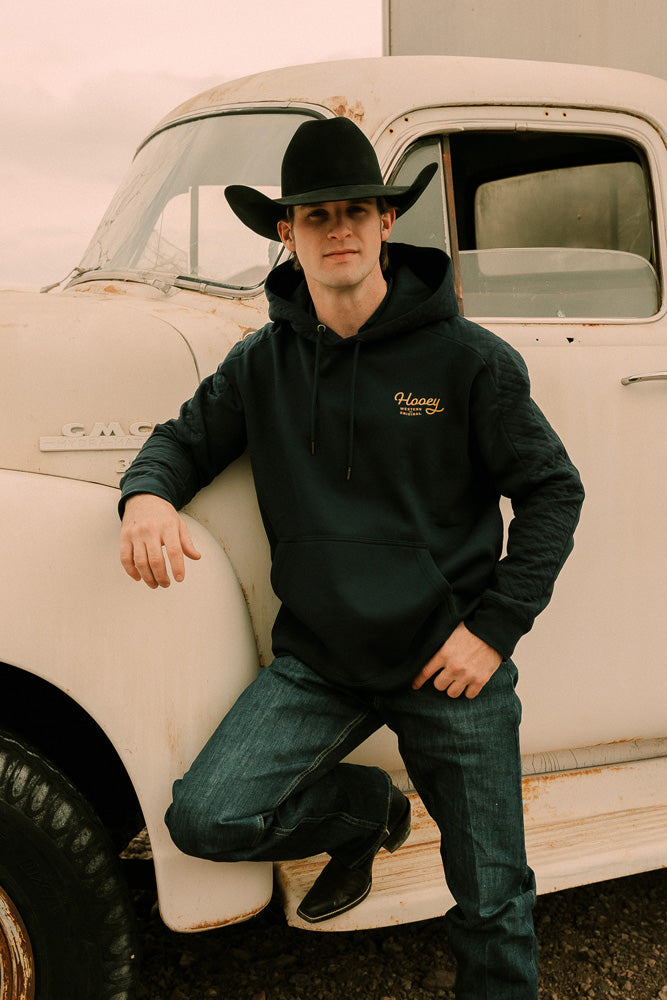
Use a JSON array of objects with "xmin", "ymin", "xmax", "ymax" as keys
[
  {"xmin": 311, "ymin": 440, "xmax": 316, "ymax": 455},
  {"xmin": 346, "ymin": 466, "xmax": 352, "ymax": 481}
]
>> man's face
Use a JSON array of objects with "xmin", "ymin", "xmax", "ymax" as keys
[{"xmin": 276, "ymin": 199, "xmax": 396, "ymax": 296}]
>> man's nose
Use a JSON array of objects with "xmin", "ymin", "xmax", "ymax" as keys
[{"xmin": 328, "ymin": 211, "xmax": 352, "ymax": 238}]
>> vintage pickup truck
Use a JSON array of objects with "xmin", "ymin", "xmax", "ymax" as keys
[{"xmin": 1, "ymin": 56, "xmax": 665, "ymax": 1000}]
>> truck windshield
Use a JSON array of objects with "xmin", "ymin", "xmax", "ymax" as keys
[{"xmin": 78, "ymin": 111, "xmax": 316, "ymax": 291}]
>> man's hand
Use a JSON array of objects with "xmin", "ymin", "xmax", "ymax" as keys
[
  {"xmin": 412, "ymin": 622, "xmax": 502, "ymax": 699},
  {"xmin": 120, "ymin": 494, "xmax": 201, "ymax": 589}
]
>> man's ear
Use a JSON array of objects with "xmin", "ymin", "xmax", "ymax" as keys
[
  {"xmin": 380, "ymin": 206, "xmax": 397, "ymax": 242},
  {"xmin": 276, "ymin": 219, "xmax": 294, "ymax": 251}
]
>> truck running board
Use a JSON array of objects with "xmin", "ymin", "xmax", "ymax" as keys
[{"xmin": 275, "ymin": 755, "xmax": 667, "ymax": 931}]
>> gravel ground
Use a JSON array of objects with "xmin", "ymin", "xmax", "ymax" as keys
[{"xmin": 128, "ymin": 864, "xmax": 666, "ymax": 1000}]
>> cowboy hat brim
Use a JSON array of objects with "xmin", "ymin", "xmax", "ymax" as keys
[{"xmin": 225, "ymin": 162, "xmax": 438, "ymax": 241}]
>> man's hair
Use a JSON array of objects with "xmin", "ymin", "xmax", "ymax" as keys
[{"xmin": 283, "ymin": 198, "xmax": 392, "ymax": 273}]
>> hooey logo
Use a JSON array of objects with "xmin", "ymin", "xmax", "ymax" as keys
[{"xmin": 394, "ymin": 391, "xmax": 444, "ymax": 417}]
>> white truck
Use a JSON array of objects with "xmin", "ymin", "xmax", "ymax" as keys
[{"xmin": 1, "ymin": 55, "xmax": 666, "ymax": 1000}]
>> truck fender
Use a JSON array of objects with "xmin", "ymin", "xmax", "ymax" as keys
[{"xmin": 0, "ymin": 470, "xmax": 272, "ymax": 931}]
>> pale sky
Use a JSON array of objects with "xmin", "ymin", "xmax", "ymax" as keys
[{"xmin": 1, "ymin": 1, "xmax": 383, "ymax": 289}]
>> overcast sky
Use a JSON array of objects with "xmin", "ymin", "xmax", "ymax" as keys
[{"xmin": 1, "ymin": 1, "xmax": 383, "ymax": 289}]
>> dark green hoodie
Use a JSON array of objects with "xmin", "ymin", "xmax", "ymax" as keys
[{"xmin": 120, "ymin": 244, "xmax": 584, "ymax": 690}]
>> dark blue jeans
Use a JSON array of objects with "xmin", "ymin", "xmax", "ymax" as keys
[{"xmin": 166, "ymin": 655, "xmax": 538, "ymax": 999}]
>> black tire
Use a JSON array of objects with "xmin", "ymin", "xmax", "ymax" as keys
[{"xmin": 0, "ymin": 729, "xmax": 138, "ymax": 999}]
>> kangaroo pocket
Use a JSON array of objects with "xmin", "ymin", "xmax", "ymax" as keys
[{"xmin": 270, "ymin": 537, "xmax": 458, "ymax": 684}]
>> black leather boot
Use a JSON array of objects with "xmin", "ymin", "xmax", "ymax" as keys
[{"xmin": 296, "ymin": 786, "xmax": 411, "ymax": 923}]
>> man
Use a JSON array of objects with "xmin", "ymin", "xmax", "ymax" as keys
[{"xmin": 119, "ymin": 116, "xmax": 584, "ymax": 999}]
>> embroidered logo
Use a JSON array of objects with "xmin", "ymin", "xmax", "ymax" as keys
[{"xmin": 394, "ymin": 391, "xmax": 444, "ymax": 417}]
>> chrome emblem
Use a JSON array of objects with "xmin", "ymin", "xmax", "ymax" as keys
[{"xmin": 40, "ymin": 421, "xmax": 153, "ymax": 452}]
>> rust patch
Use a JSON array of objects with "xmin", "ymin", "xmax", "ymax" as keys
[
  {"xmin": 166, "ymin": 718, "xmax": 181, "ymax": 755},
  {"xmin": 327, "ymin": 97, "xmax": 365, "ymax": 124},
  {"xmin": 521, "ymin": 764, "xmax": 628, "ymax": 816},
  {"xmin": 102, "ymin": 284, "xmax": 126, "ymax": 294},
  {"xmin": 591, "ymin": 736, "xmax": 644, "ymax": 747},
  {"xmin": 185, "ymin": 899, "xmax": 269, "ymax": 932},
  {"xmin": 0, "ymin": 885, "xmax": 35, "ymax": 999},
  {"xmin": 522, "ymin": 771, "xmax": 565, "ymax": 801},
  {"xmin": 522, "ymin": 770, "xmax": 569, "ymax": 815}
]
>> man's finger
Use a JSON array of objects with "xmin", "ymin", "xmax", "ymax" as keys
[
  {"xmin": 160, "ymin": 525, "xmax": 185, "ymax": 584},
  {"xmin": 434, "ymin": 672, "xmax": 466, "ymax": 698},
  {"xmin": 120, "ymin": 537, "xmax": 142, "ymax": 582},
  {"xmin": 412, "ymin": 653, "xmax": 444, "ymax": 690},
  {"xmin": 179, "ymin": 521, "xmax": 201, "ymax": 564},
  {"xmin": 120, "ymin": 537, "xmax": 160, "ymax": 588},
  {"xmin": 161, "ymin": 521, "xmax": 201, "ymax": 583},
  {"xmin": 133, "ymin": 541, "xmax": 165, "ymax": 588}
]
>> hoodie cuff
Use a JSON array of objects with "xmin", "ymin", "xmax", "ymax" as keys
[{"xmin": 464, "ymin": 598, "xmax": 532, "ymax": 662}]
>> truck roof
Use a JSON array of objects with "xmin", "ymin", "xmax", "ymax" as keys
[{"xmin": 149, "ymin": 55, "xmax": 667, "ymax": 148}]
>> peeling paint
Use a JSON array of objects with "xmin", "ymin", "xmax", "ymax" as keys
[{"xmin": 327, "ymin": 97, "xmax": 365, "ymax": 123}]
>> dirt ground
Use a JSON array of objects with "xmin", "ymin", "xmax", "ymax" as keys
[{"xmin": 128, "ymin": 864, "xmax": 667, "ymax": 1000}]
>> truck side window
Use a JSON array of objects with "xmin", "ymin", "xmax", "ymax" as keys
[
  {"xmin": 449, "ymin": 130, "xmax": 659, "ymax": 318},
  {"xmin": 388, "ymin": 139, "xmax": 447, "ymax": 252}
]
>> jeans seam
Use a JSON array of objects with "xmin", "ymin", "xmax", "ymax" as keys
[
  {"xmin": 271, "ymin": 708, "xmax": 373, "ymax": 811},
  {"xmin": 273, "ymin": 810, "xmax": 379, "ymax": 839},
  {"xmin": 250, "ymin": 813, "xmax": 265, "ymax": 849}
]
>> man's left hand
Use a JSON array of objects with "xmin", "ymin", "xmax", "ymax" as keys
[{"xmin": 412, "ymin": 622, "xmax": 502, "ymax": 699}]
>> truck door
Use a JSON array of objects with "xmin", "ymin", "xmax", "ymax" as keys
[{"xmin": 383, "ymin": 105, "xmax": 667, "ymax": 753}]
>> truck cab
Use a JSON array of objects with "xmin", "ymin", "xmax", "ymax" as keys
[{"xmin": 1, "ymin": 56, "xmax": 665, "ymax": 1000}]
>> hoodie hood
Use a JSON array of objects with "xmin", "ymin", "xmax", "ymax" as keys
[{"xmin": 264, "ymin": 243, "xmax": 459, "ymax": 346}]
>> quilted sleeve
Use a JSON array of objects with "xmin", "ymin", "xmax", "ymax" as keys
[
  {"xmin": 464, "ymin": 341, "xmax": 585, "ymax": 659},
  {"xmin": 118, "ymin": 359, "xmax": 247, "ymax": 517}
]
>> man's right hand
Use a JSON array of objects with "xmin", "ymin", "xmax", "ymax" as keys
[{"xmin": 120, "ymin": 494, "xmax": 201, "ymax": 589}]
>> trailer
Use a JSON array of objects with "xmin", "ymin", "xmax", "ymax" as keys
[{"xmin": 383, "ymin": 0, "xmax": 667, "ymax": 79}]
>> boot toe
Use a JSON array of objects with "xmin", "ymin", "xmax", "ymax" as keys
[{"xmin": 296, "ymin": 858, "xmax": 372, "ymax": 923}]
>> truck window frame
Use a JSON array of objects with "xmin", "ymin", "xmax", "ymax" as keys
[{"xmin": 383, "ymin": 106, "xmax": 664, "ymax": 323}]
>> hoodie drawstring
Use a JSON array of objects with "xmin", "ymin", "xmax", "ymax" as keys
[
  {"xmin": 310, "ymin": 325, "xmax": 360, "ymax": 481},
  {"xmin": 346, "ymin": 341, "xmax": 360, "ymax": 481},
  {"xmin": 311, "ymin": 325, "xmax": 325, "ymax": 455}
]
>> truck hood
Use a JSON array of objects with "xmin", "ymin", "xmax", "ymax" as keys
[{"xmin": 0, "ymin": 288, "xmax": 202, "ymax": 489}]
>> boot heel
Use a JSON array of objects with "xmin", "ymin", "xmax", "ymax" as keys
[{"xmin": 383, "ymin": 798, "xmax": 411, "ymax": 853}]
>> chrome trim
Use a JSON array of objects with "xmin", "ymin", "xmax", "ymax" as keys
[{"xmin": 621, "ymin": 371, "xmax": 667, "ymax": 384}]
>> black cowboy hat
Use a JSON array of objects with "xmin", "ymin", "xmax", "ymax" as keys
[{"xmin": 225, "ymin": 116, "xmax": 438, "ymax": 240}]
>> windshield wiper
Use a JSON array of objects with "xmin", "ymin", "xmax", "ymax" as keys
[
  {"xmin": 41, "ymin": 266, "xmax": 94, "ymax": 293},
  {"xmin": 172, "ymin": 275, "xmax": 266, "ymax": 295}
]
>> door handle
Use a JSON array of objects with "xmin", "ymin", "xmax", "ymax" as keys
[{"xmin": 621, "ymin": 371, "xmax": 667, "ymax": 385}]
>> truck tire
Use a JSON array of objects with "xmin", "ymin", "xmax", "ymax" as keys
[{"xmin": 0, "ymin": 729, "xmax": 138, "ymax": 999}]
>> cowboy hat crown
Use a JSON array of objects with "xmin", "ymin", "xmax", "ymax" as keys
[{"xmin": 225, "ymin": 116, "xmax": 437, "ymax": 240}]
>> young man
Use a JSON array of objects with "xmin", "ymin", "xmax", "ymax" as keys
[{"xmin": 119, "ymin": 117, "xmax": 584, "ymax": 999}]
